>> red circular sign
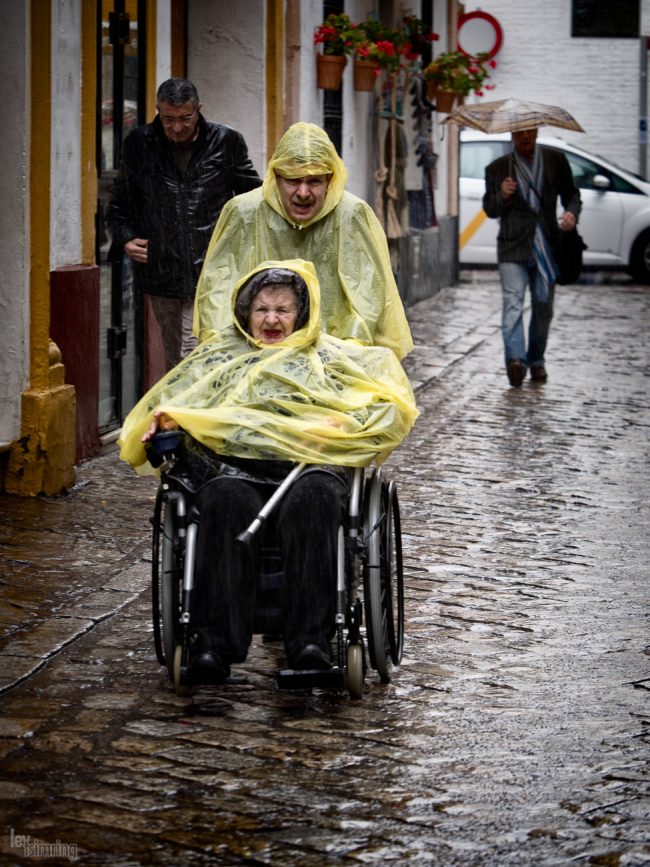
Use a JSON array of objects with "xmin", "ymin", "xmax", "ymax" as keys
[{"xmin": 457, "ymin": 10, "xmax": 503, "ymax": 59}]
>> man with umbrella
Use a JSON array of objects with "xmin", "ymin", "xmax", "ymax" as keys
[
  {"xmin": 482, "ymin": 116, "xmax": 581, "ymax": 386},
  {"xmin": 452, "ymin": 99, "xmax": 582, "ymax": 387}
]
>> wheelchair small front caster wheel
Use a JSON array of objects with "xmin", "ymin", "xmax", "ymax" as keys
[
  {"xmin": 173, "ymin": 645, "xmax": 191, "ymax": 697},
  {"xmin": 347, "ymin": 643, "xmax": 364, "ymax": 700}
]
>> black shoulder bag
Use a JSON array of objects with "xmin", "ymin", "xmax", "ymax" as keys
[{"xmin": 554, "ymin": 227, "xmax": 587, "ymax": 285}]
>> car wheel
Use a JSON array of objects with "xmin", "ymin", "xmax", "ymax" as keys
[{"xmin": 629, "ymin": 230, "xmax": 650, "ymax": 283}]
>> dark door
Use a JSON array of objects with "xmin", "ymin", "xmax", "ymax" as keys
[{"xmin": 96, "ymin": 0, "xmax": 146, "ymax": 434}]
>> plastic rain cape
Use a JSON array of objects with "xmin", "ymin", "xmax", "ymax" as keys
[
  {"xmin": 192, "ymin": 122, "xmax": 414, "ymax": 361},
  {"xmin": 119, "ymin": 260, "xmax": 419, "ymax": 475}
]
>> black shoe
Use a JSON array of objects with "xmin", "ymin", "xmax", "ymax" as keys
[
  {"xmin": 188, "ymin": 650, "xmax": 230, "ymax": 685},
  {"xmin": 506, "ymin": 360, "xmax": 526, "ymax": 387},
  {"xmin": 530, "ymin": 366, "xmax": 548, "ymax": 383},
  {"xmin": 290, "ymin": 644, "xmax": 332, "ymax": 671}
]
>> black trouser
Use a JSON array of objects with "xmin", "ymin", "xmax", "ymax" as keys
[{"xmin": 191, "ymin": 470, "xmax": 348, "ymax": 664}]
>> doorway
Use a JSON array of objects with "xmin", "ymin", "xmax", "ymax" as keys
[{"xmin": 96, "ymin": 0, "xmax": 146, "ymax": 435}]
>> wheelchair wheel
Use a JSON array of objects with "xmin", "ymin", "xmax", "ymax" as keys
[
  {"xmin": 346, "ymin": 643, "xmax": 364, "ymax": 700},
  {"xmin": 151, "ymin": 488, "xmax": 184, "ymax": 678},
  {"xmin": 385, "ymin": 480, "xmax": 405, "ymax": 665},
  {"xmin": 363, "ymin": 469, "xmax": 405, "ymax": 682},
  {"xmin": 151, "ymin": 488, "xmax": 165, "ymax": 666}
]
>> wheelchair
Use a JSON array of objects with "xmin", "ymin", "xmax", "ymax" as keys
[{"xmin": 147, "ymin": 430, "xmax": 404, "ymax": 700}]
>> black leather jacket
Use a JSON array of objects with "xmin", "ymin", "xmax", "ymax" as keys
[{"xmin": 107, "ymin": 114, "xmax": 261, "ymax": 298}]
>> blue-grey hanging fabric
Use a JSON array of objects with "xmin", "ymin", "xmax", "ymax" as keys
[{"xmin": 514, "ymin": 148, "xmax": 559, "ymax": 301}]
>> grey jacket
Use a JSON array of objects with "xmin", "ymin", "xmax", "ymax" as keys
[{"xmin": 482, "ymin": 147, "xmax": 581, "ymax": 264}]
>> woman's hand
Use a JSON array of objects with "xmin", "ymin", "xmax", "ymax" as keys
[{"xmin": 141, "ymin": 410, "xmax": 178, "ymax": 443}]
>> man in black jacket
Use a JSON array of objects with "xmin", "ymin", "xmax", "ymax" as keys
[
  {"xmin": 108, "ymin": 78, "xmax": 261, "ymax": 373},
  {"xmin": 483, "ymin": 128, "xmax": 581, "ymax": 386}
]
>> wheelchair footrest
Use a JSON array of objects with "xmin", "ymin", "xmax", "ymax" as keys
[{"xmin": 276, "ymin": 666, "xmax": 345, "ymax": 691}]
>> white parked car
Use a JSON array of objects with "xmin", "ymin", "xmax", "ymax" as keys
[{"xmin": 459, "ymin": 130, "xmax": 650, "ymax": 282}]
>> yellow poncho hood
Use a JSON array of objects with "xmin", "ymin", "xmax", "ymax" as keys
[
  {"xmin": 193, "ymin": 122, "xmax": 414, "ymax": 360},
  {"xmin": 261, "ymin": 122, "xmax": 348, "ymax": 228},
  {"xmin": 119, "ymin": 259, "xmax": 418, "ymax": 474}
]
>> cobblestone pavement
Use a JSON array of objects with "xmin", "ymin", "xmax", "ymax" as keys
[{"xmin": 0, "ymin": 272, "xmax": 648, "ymax": 866}]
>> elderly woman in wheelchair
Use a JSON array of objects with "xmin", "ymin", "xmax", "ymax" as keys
[{"xmin": 119, "ymin": 259, "xmax": 418, "ymax": 696}]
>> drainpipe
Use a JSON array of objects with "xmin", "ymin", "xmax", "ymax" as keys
[
  {"xmin": 641, "ymin": 36, "xmax": 649, "ymax": 179},
  {"xmin": 447, "ymin": 0, "xmax": 460, "ymax": 219}
]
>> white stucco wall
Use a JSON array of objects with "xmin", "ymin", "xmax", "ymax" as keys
[
  {"xmin": 0, "ymin": 1, "xmax": 29, "ymax": 444},
  {"xmin": 188, "ymin": 1, "xmax": 267, "ymax": 178},
  {"xmin": 340, "ymin": 0, "xmax": 377, "ymax": 201},
  {"xmin": 297, "ymin": 0, "xmax": 325, "ymax": 134},
  {"xmin": 51, "ymin": 0, "xmax": 82, "ymax": 268},
  {"xmin": 461, "ymin": 1, "xmax": 650, "ymax": 176}
]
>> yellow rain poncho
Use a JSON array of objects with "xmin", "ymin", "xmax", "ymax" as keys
[
  {"xmin": 119, "ymin": 259, "xmax": 418, "ymax": 475},
  {"xmin": 193, "ymin": 122, "xmax": 414, "ymax": 361}
]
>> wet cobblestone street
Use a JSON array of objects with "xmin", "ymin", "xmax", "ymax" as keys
[{"xmin": 0, "ymin": 274, "xmax": 648, "ymax": 865}]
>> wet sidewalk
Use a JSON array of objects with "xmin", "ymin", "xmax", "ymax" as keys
[{"xmin": 0, "ymin": 271, "xmax": 648, "ymax": 865}]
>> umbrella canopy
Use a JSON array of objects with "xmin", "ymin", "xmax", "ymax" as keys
[{"xmin": 442, "ymin": 98, "xmax": 585, "ymax": 134}]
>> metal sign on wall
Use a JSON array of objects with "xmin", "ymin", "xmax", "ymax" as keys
[{"xmin": 457, "ymin": 10, "xmax": 504, "ymax": 59}]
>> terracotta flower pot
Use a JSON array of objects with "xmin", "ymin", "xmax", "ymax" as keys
[
  {"xmin": 354, "ymin": 59, "xmax": 379, "ymax": 92},
  {"xmin": 434, "ymin": 89, "xmax": 457, "ymax": 113},
  {"xmin": 316, "ymin": 54, "xmax": 347, "ymax": 90}
]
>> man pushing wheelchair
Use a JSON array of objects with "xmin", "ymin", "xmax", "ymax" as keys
[{"xmin": 118, "ymin": 124, "xmax": 417, "ymax": 693}]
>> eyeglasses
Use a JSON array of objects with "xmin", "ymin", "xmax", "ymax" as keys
[{"xmin": 159, "ymin": 111, "xmax": 197, "ymax": 127}]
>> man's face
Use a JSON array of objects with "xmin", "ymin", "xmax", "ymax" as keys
[
  {"xmin": 512, "ymin": 128, "xmax": 538, "ymax": 159},
  {"xmin": 275, "ymin": 173, "xmax": 331, "ymax": 224},
  {"xmin": 157, "ymin": 100, "xmax": 200, "ymax": 144}
]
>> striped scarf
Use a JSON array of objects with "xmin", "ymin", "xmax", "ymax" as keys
[{"xmin": 514, "ymin": 147, "xmax": 558, "ymax": 301}]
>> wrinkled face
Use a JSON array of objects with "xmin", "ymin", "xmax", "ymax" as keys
[
  {"xmin": 275, "ymin": 173, "xmax": 331, "ymax": 224},
  {"xmin": 249, "ymin": 286, "xmax": 299, "ymax": 344},
  {"xmin": 157, "ymin": 100, "xmax": 200, "ymax": 144},
  {"xmin": 512, "ymin": 128, "xmax": 538, "ymax": 159}
]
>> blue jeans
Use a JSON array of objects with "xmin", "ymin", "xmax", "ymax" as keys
[{"xmin": 499, "ymin": 262, "xmax": 555, "ymax": 368}]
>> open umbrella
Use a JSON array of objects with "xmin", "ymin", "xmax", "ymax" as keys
[{"xmin": 442, "ymin": 98, "xmax": 585, "ymax": 134}]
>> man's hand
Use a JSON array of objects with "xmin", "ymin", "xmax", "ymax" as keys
[
  {"xmin": 124, "ymin": 238, "xmax": 149, "ymax": 263},
  {"xmin": 500, "ymin": 176, "xmax": 517, "ymax": 200},
  {"xmin": 559, "ymin": 211, "xmax": 577, "ymax": 232}
]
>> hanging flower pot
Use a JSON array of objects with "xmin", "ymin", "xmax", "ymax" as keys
[
  {"xmin": 423, "ymin": 50, "xmax": 495, "ymax": 108},
  {"xmin": 435, "ymin": 89, "xmax": 457, "ymax": 113},
  {"xmin": 353, "ymin": 59, "xmax": 379, "ymax": 92},
  {"xmin": 316, "ymin": 54, "xmax": 347, "ymax": 90}
]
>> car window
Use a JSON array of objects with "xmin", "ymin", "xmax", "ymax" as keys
[
  {"xmin": 460, "ymin": 141, "xmax": 510, "ymax": 179},
  {"xmin": 543, "ymin": 147, "xmax": 642, "ymax": 195}
]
